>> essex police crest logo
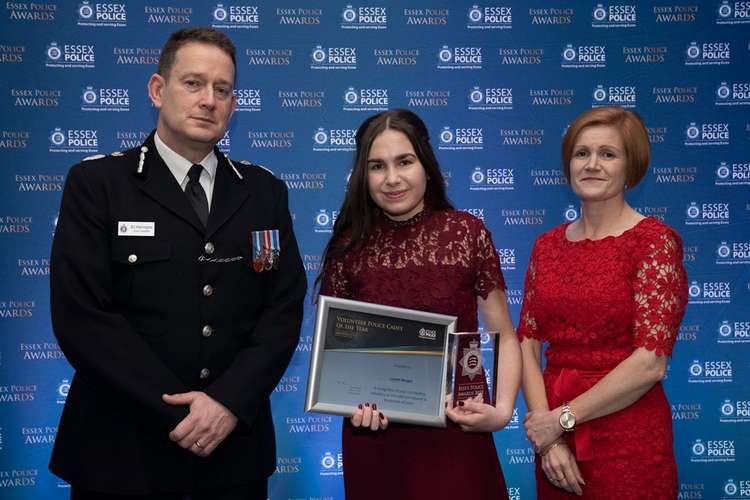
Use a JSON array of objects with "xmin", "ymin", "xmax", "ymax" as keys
[{"xmin": 459, "ymin": 339, "xmax": 483, "ymax": 380}]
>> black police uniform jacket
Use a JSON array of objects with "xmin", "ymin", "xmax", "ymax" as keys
[{"xmin": 49, "ymin": 132, "xmax": 306, "ymax": 494}]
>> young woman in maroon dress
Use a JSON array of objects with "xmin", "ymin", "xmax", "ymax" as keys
[
  {"xmin": 518, "ymin": 107, "xmax": 688, "ymax": 498},
  {"xmin": 317, "ymin": 109, "xmax": 522, "ymax": 499}
]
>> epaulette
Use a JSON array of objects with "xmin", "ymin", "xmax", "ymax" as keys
[
  {"xmin": 239, "ymin": 159, "xmax": 274, "ymax": 176},
  {"xmin": 82, "ymin": 151, "xmax": 126, "ymax": 162},
  {"xmin": 82, "ymin": 154, "xmax": 105, "ymax": 161}
]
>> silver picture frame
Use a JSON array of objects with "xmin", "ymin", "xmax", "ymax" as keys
[{"xmin": 305, "ymin": 295, "xmax": 458, "ymax": 427}]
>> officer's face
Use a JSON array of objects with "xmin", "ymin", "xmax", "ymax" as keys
[{"xmin": 149, "ymin": 42, "xmax": 236, "ymax": 159}]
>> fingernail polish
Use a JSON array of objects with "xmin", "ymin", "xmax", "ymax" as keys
[
  {"xmin": 365, "ymin": 402, "xmax": 370, "ymax": 407},
  {"xmin": 372, "ymin": 403, "xmax": 378, "ymax": 411},
  {"xmin": 458, "ymin": 401, "xmax": 464, "ymax": 407},
  {"xmin": 358, "ymin": 404, "xmax": 363, "ymax": 409},
  {"xmin": 379, "ymin": 413, "xmax": 384, "ymax": 420}
]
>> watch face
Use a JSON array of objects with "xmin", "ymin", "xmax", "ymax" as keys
[{"xmin": 560, "ymin": 412, "xmax": 576, "ymax": 430}]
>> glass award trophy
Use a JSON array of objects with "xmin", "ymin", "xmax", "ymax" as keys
[{"xmin": 446, "ymin": 331, "xmax": 499, "ymax": 406}]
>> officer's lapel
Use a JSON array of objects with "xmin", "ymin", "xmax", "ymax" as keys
[
  {"xmin": 205, "ymin": 154, "xmax": 251, "ymax": 239},
  {"xmin": 136, "ymin": 139, "xmax": 205, "ymax": 233}
]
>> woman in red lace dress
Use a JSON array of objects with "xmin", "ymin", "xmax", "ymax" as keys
[
  {"xmin": 317, "ymin": 109, "xmax": 522, "ymax": 499},
  {"xmin": 518, "ymin": 107, "xmax": 688, "ymax": 498}
]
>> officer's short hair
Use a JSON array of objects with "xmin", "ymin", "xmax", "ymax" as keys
[{"xmin": 157, "ymin": 27, "xmax": 237, "ymax": 83}]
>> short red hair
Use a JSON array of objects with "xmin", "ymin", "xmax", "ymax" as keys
[{"xmin": 561, "ymin": 107, "xmax": 650, "ymax": 189}]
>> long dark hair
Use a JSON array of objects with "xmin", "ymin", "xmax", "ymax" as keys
[{"xmin": 315, "ymin": 109, "xmax": 453, "ymax": 292}]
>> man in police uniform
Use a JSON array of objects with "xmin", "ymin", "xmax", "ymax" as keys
[{"xmin": 50, "ymin": 27, "xmax": 306, "ymax": 499}]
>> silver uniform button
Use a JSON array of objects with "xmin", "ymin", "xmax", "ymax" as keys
[
  {"xmin": 204, "ymin": 242, "xmax": 215, "ymax": 255},
  {"xmin": 202, "ymin": 284, "xmax": 214, "ymax": 296},
  {"xmin": 202, "ymin": 325, "xmax": 213, "ymax": 337},
  {"xmin": 199, "ymin": 368, "xmax": 210, "ymax": 379},
  {"xmin": 127, "ymin": 254, "xmax": 138, "ymax": 264}
]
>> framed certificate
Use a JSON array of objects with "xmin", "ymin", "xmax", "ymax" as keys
[{"xmin": 305, "ymin": 295, "xmax": 457, "ymax": 427}]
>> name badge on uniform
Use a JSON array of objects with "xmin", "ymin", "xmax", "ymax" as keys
[
  {"xmin": 118, "ymin": 221, "xmax": 155, "ymax": 237},
  {"xmin": 251, "ymin": 229, "xmax": 280, "ymax": 272}
]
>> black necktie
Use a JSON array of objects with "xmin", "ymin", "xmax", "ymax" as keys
[{"xmin": 186, "ymin": 164, "xmax": 209, "ymax": 227}]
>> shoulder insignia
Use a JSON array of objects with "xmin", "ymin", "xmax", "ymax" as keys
[
  {"xmin": 82, "ymin": 154, "xmax": 105, "ymax": 161},
  {"xmin": 239, "ymin": 159, "xmax": 274, "ymax": 176},
  {"xmin": 111, "ymin": 151, "xmax": 124, "ymax": 157}
]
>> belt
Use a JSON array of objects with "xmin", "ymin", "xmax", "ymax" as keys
[{"xmin": 546, "ymin": 367, "xmax": 610, "ymax": 462}]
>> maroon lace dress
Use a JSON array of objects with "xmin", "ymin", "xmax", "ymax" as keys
[
  {"xmin": 320, "ymin": 207, "xmax": 509, "ymax": 500},
  {"xmin": 517, "ymin": 217, "xmax": 688, "ymax": 499}
]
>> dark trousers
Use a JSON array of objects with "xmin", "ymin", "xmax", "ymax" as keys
[{"xmin": 71, "ymin": 480, "xmax": 267, "ymax": 500}]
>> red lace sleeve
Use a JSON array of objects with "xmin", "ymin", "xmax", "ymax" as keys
[
  {"xmin": 472, "ymin": 219, "xmax": 506, "ymax": 298},
  {"xmin": 319, "ymin": 253, "xmax": 353, "ymax": 299},
  {"xmin": 517, "ymin": 240, "xmax": 541, "ymax": 340},
  {"xmin": 631, "ymin": 227, "xmax": 688, "ymax": 356}
]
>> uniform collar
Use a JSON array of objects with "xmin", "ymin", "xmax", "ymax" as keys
[{"xmin": 154, "ymin": 132, "xmax": 218, "ymax": 186}]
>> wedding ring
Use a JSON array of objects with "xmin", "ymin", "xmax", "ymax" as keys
[{"xmin": 194, "ymin": 440, "xmax": 203, "ymax": 448}]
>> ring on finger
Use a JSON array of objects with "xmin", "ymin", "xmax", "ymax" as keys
[{"xmin": 194, "ymin": 440, "xmax": 203, "ymax": 448}]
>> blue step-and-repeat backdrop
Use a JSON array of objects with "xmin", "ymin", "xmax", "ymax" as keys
[{"xmin": 1, "ymin": 1, "xmax": 749, "ymax": 499}]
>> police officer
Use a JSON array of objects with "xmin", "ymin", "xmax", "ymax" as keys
[{"xmin": 50, "ymin": 27, "xmax": 306, "ymax": 499}]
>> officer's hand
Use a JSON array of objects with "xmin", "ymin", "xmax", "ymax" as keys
[{"xmin": 163, "ymin": 391, "xmax": 238, "ymax": 457}]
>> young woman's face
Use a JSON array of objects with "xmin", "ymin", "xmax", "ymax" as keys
[{"xmin": 366, "ymin": 129, "xmax": 428, "ymax": 221}]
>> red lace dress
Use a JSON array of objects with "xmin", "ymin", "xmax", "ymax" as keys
[
  {"xmin": 320, "ymin": 207, "xmax": 509, "ymax": 500},
  {"xmin": 517, "ymin": 217, "xmax": 688, "ymax": 499}
]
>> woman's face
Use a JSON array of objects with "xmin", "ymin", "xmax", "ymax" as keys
[
  {"xmin": 569, "ymin": 125, "xmax": 629, "ymax": 203},
  {"xmin": 366, "ymin": 129, "xmax": 428, "ymax": 221}
]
